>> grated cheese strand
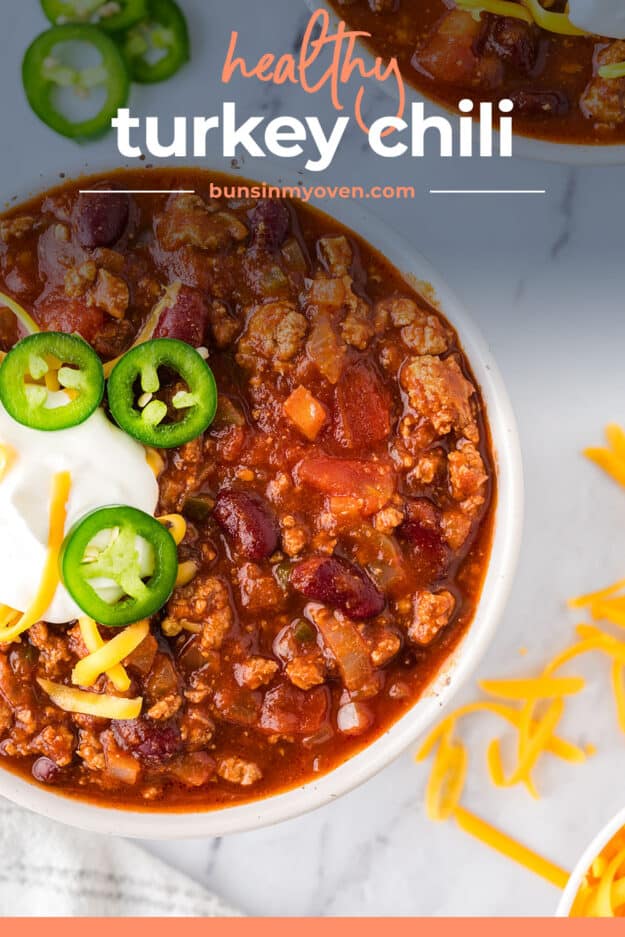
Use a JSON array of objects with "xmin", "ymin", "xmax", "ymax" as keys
[
  {"xmin": 454, "ymin": 807, "xmax": 570, "ymax": 889},
  {"xmin": 37, "ymin": 677, "xmax": 142, "ymax": 720},
  {"xmin": 78, "ymin": 616, "xmax": 130, "ymax": 692},
  {"xmin": 479, "ymin": 676, "xmax": 585, "ymax": 700},
  {"xmin": 0, "ymin": 471, "xmax": 71, "ymax": 644},
  {"xmin": 455, "ymin": 0, "xmax": 586, "ymax": 35},
  {"xmin": 72, "ymin": 619, "xmax": 149, "ymax": 688}
]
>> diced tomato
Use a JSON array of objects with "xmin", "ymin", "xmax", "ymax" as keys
[
  {"xmin": 34, "ymin": 297, "xmax": 105, "ymax": 344},
  {"xmin": 415, "ymin": 10, "xmax": 501, "ymax": 86},
  {"xmin": 259, "ymin": 683, "xmax": 329, "ymax": 736},
  {"xmin": 214, "ymin": 685, "xmax": 262, "ymax": 727},
  {"xmin": 295, "ymin": 455, "xmax": 395, "ymax": 515},
  {"xmin": 334, "ymin": 361, "xmax": 390, "ymax": 449}
]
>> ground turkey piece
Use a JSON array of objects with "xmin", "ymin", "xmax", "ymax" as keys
[
  {"xmin": 161, "ymin": 574, "xmax": 234, "ymax": 652},
  {"xmin": 409, "ymin": 590, "xmax": 456, "ymax": 646},
  {"xmin": 448, "ymin": 440, "xmax": 488, "ymax": 502},
  {"xmin": 401, "ymin": 355, "xmax": 478, "ymax": 442},
  {"xmin": 236, "ymin": 301, "xmax": 308, "ymax": 371},
  {"xmin": 581, "ymin": 41, "xmax": 625, "ymax": 127},
  {"xmin": 234, "ymin": 657, "xmax": 279, "ymax": 690},
  {"xmin": 217, "ymin": 756, "xmax": 262, "ymax": 786},
  {"xmin": 156, "ymin": 194, "xmax": 248, "ymax": 252}
]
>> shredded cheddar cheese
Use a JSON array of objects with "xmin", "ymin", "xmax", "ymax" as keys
[
  {"xmin": 0, "ymin": 443, "xmax": 15, "ymax": 483},
  {"xmin": 72, "ymin": 618, "xmax": 149, "ymax": 688},
  {"xmin": 455, "ymin": 0, "xmax": 585, "ymax": 35},
  {"xmin": 145, "ymin": 447, "xmax": 165, "ymax": 478},
  {"xmin": 454, "ymin": 808, "xmax": 570, "ymax": 889},
  {"xmin": 77, "ymin": 616, "xmax": 133, "ymax": 692},
  {"xmin": 0, "ymin": 471, "xmax": 70, "ymax": 644},
  {"xmin": 416, "ymin": 423, "xmax": 625, "ymax": 895},
  {"xmin": 571, "ymin": 828, "xmax": 625, "ymax": 916},
  {"xmin": 37, "ymin": 677, "xmax": 142, "ymax": 720}
]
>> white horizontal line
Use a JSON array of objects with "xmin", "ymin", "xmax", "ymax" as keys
[
  {"xmin": 430, "ymin": 189, "xmax": 546, "ymax": 195},
  {"xmin": 79, "ymin": 189, "xmax": 195, "ymax": 195}
]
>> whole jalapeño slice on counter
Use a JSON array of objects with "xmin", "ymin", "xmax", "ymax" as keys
[
  {"xmin": 120, "ymin": 0, "xmax": 190, "ymax": 84},
  {"xmin": 107, "ymin": 338, "xmax": 217, "ymax": 448},
  {"xmin": 60, "ymin": 505, "xmax": 178, "ymax": 626},
  {"xmin": 22, "ymin": 24, "xmax": 130, "ymax": 140},
  {"xmin": 41, "ymin": 0, "xmax": 148, "ymax": 33},
  {"xmin": 0, "ymin": 332, "xmax": 104, "ymax": 431}
]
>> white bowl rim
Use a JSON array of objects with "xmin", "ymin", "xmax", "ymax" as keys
[
  {"xmin": 556, "ymin": 804, "xmax": 625, "ymax": 916},
  {"xmin": 306, "ymin": 0, "xmax": 625, "ymax": 167},
  {"xmin": 0, "ymin": 156, "xmax": 524, "ymax": 838}
]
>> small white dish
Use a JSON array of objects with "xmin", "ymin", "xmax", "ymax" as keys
[
  {"xmin": 556, "ymin": 805, "xmax": 625, "ymax": 916},
  {"xmin": 307, "ymin": 0, "xmax": 625, "ymax": 166},
  {"xmin": 0, "ymin": 157, "xmax": 523, "ymax": 837}
]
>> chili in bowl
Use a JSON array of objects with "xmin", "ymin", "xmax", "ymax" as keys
[
  {"xmin": 0, "ymin": 164, "xmax": 522, "ymax": 836},
  {"xmin": 315, "ymin": 0, "xmax": 625, "ymax": 164}
]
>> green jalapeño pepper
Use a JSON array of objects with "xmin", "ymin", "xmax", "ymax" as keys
[
  {"xmin": 41, "ymin": 0, "xmax": 147, "ymax": 32},
  {"xmin": 107, "ymin": 338, "xmax": 217, "ymax": 448},
  {"xmin": 0, "ymin": 332, "xmax": 104, "ymax": 431},
  {"xmin": 121, "ymin": 0, "xmax": 189, "ymax": 84},
  {"xmin": 22, "ymin": 25, "xmax": 129, "ymax": 140},
  {"xmin": 60, "ymin": 505, "xmax": 178, "ymax": 626}
]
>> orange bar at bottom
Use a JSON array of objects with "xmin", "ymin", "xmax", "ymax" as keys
[{"xmin": 1, "ymin": 919, "xmax": 623, "ymax": 934}]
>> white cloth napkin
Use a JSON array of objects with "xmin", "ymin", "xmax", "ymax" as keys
[{"xmin": 0, "ymin": 800, "xmax": 240, "ymax": 917}]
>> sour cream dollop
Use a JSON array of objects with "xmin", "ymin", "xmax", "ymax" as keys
[
  {"xmin": 568, "ymin": 0, "xmax": 625, "ymax": 39},
  {"xmin": 0, "ymin": 404, "xmax": 159, "ymax": 623}
]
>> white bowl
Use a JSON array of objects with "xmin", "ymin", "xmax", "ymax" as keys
[
  {"xmin": 0, "ymin": 157, "xmax": 523, "ymax": 837},
  {"xmin": 307, "ymin": 0, "xmax": 625, "ymax": 166},
  {"xmin": 557, "ymin": 805, "xmax": 625, "ymax": 916}
]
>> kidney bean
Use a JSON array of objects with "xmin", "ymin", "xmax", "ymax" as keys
[
  {"xmin": 31, "ymin": 756, "xmax": 62, "ymax": 784},
  {"xmin": 399, "ymin": 499, "xmax": 450, "ymax": 580},
  {"xmin": 249, "ymin": 200, "xmax": 290, "ymax": 251},
  {"xmin": 507, "ymin": 90, "xmax": 569, "ymax": 119},
  {"xmin": 112, "ymin": 718, "xmax": 182, "ymax": 766},
  {"xmin": 154, "ymin": 284, "xmax": 209, "ymax": 346},
  {"xmin": 483, "ymin": 16, "xmax": 538, "ymax": 74},
  {"xmin": 73, "ymin": 188, "xmax": 129, "ymax": 249},
  {"xmin": 213, "ymin": 489, "xmax": 279, "ymax": 561},
  {"xmin": 291, "ymin": 556, "xmax": 385, "ymax": 620}
]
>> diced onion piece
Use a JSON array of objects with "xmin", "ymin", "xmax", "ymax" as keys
[
  {"xmin": 37, "ymin": 678, "xmax": 142, "ymax": 719},
  {"xmin": 336, "ymin": 701, "xmax": 373, "ymax": 736},
  {"xmin": 72, "ymin": 619, "xmax": 149, "ymax": 688}
]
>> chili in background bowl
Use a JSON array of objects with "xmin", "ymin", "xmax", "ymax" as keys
[
  {"xmin": 308, "ymin": 0, "xmax": 625, "ymax": 166},
  {"xmin": 0, "ymin": 158, "xmax": 523, "ymax": 837}
]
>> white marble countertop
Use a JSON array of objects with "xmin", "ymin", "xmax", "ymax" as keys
[{"xmin": 3, "ymin": 0, "xmax": 625, "ymax": 917}]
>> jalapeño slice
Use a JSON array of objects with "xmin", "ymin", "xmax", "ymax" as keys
[
  {"xmin": 120, "ymin": 0, "xmax": 189, "ymax": 84},
  {"xmin": 41, "ymin": 0, "xmax": 148, "ymax": 32},
  {"xmin": 107, "ymin": 338, "xmax": 217, "ymax": 449},
  {"xmin": 22, "ymin": 24, "xmax": 130, "ymax": 140},
  {"xmin": 0, "ymin": 332, "xmax": 104, "ymax": 431},
  {"xmin": 60, "ymin": 505, "xmax": 178, "ymax": 626}
]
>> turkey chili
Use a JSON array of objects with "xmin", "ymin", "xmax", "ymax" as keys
[
  {"xmin": 329, "ymin": 0, "xmax": 625, "ymax": 145},
  {"xmin": 0, "ymin": 170, "xmax": 494, "ymax": 808}
]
